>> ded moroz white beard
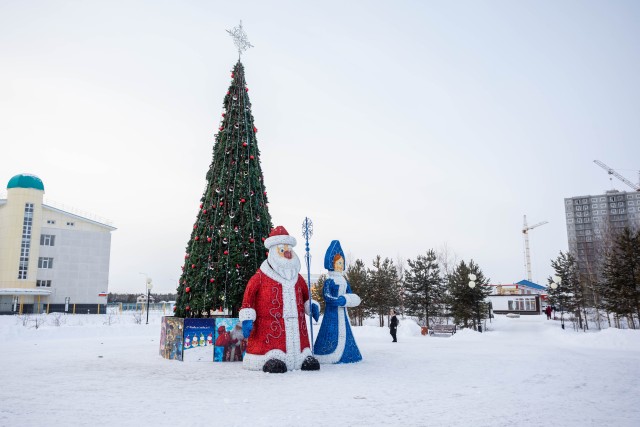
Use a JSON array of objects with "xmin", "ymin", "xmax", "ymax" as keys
[{"xmin": 268, "ymin": 247, "xmax": 301, "ymax": 282}]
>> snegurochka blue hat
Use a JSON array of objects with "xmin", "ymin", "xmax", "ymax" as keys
[{"xmin": 324, "ymin": 240, "xmax": 345, "ymax": 271}]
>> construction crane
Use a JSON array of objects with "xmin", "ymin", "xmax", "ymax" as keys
[
  {"xmin": 593, "ymin": 160, "xmax": 640, "ymax": 192},
  {"xmin": 522, "ymin": 215, "xmax": 548, "ymax": 282}
]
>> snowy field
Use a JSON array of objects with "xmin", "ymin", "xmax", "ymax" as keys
[{"xmin": 1, "ymin": 312, "xmax": 639, "ymax": 427}]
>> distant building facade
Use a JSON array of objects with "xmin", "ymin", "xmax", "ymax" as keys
[
  {"xmin": 487, "ymin": 280, "xmax": 545, "ymax": 315},
  {"xmin": 565, "ymin": 190, "xmax": 640, "ymax": 279},
  {"xmin": 0, "ymin": 174, "xmax": 116, "ymax": 314}
]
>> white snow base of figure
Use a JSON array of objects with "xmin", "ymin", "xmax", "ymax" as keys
[
  {"xmin": 239, "ymin": 226, "xmax": 320, "ymax": 373},
  {"xmin": 313, "ymin": 240, "xmax": 362, "ymax": 364}
]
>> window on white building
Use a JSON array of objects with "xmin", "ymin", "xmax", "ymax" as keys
[
  {"xmin": 38, "ymin": 257, "xmax": 54, "ymax": 269},
  {"xmin": 40, "ymin": 234, "xmax": 56, "ymax": 246},
  {"xmin": 17, "ymin": 203, "xmax": 34, "ymax": 280}
]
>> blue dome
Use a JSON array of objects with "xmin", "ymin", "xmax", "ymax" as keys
[{"xmin": 7, "ymin": 174, "xmax": 45, "ymax": 191}]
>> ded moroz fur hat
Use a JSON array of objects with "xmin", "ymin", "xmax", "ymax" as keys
[{"xmin": 264, "ymin": 225, "xmax": 297, "ymax": 249}]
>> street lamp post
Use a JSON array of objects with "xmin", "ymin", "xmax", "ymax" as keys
[
  {"xmin": 145, "ymin": 279, "xmax": 153, "ymax": 325},
  {"xmin": 550, "ymin": 275, "xmax": 563, "ymax": 329},
  {"xmin": 468, "ymin": 273, "xmax": 482, "ymax": 333}
]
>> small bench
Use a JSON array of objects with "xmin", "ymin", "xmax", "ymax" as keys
[{"xmin": 428, "ymin": 324, "xmax": 457, "ymax": 336}]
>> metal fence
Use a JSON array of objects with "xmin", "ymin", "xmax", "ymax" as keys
[{"xmin": 107, "ymin": 302, "xmax": 175, "ymax": 314}]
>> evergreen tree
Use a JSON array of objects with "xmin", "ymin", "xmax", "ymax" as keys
[
  {"xmin": 311, "ymin": 274, "xmax": 327, "ymax": 314},
  {"xmin": 175, "ymin": 61, "xmax": 273, "ymax": 318},
  {"xmin": 547, "ymin": 251, "xmax": 586, "ymax": 330},
  {"xmin": 446, "ymin": 260, "xmax": 490, "ymax": 330},
  {"xmin": 367, "ymin": 256, "xmax": 400, "ymax": 327},
  {"xmin": 345, "ymin": 259, "xmax": 369, "ymax": 326},
  {"xmin": 404, "ymin": 249, "xmax": 445, "ymax": 328},
  {"xmin": 600, "ymin": 227, "xmax": 640, "ymax": 327}
]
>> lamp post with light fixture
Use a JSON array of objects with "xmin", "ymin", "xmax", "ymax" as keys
[
  {"xmin": 146, "ymin": 279, "xmax": 153, "ymax": 325},
  {"xmin": 468, "ymin": 273, "xmax": 482, "ymax": 333},
  {"xmin": 549, "ymin": 275, "xmax": 564, "ymax": 329}
]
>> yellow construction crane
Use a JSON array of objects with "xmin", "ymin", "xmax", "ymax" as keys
[
  {"xmin": 522, "ymin": 215, "xmax": 548, "ymax": 282},
  {"xmin": 593, "ymin": 160, "xmax": 640, "ymax": 192}
]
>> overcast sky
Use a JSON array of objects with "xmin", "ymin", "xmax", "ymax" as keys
[{"xmin": 1, "ymin": 1, "xmax": 639, "ymax": 293}]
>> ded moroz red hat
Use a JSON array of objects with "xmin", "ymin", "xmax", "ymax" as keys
[{"xmin": 264, "ymin": 225, "xmax": 297, "ymax": 249}]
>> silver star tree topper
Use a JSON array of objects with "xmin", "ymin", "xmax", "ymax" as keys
[{"xmin": 226, "ymin": 21, "xmax": 254, "ymax": 58}]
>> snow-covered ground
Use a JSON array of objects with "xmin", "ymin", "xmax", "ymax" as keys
[{"xmin": 1, "ymin": 312, "xmax": 639, "ymax": 427}]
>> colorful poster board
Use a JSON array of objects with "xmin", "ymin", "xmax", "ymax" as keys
[
  {"xmin": 159, "ymin": 316, "xmax": 184, "ymax": 361},
  {"xmin": 214, "ymin": 318, "xmax": 246, "ymax": 362},
  {"xmin": 183, "ymin": 318, "xmax": 216, "ymax": 362}
]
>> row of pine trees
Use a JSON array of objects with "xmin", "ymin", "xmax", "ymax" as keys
[
  {"xmin": 312, "ymin": 250, "xmax": 492, "ymax": 331},
  {"xmin": 546, "ymin": 227, "xmax": 640, "ymax": 330}
]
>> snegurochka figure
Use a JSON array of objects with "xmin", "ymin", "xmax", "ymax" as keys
[{"xmin": 313, "ymin": 240, "xmax": 362, "ymax": 364}]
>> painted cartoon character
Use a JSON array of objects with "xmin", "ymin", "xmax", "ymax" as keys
[
  {"xmin": 215, "ymin": 325, "xmax": 232, "ymax": 361},
  {"xmin": 229, "ymin": 322, "xmax": 245, "ymax": 361}
]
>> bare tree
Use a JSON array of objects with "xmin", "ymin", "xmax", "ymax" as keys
[
  {"xmin": 396, "ymin": 254, "xmax": 406, "ymax": 315},
  {"xmin": 131, "ymin": 312, "xmax": 142, "ymax": 324},
  {"xmin": 49, "ymin": 313, "xmax": 67, "ymax": 327},
  {"xmin": 435, "ymin": 243, "xmax": 459, "ymax": 276}
]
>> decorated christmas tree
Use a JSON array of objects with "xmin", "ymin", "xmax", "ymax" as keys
[{"xmin": 175, "ymin": 24, "xmax": 273, "ymax": 318}]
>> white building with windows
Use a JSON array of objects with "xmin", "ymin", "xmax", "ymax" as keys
[
  {"xmin": 0, "ymin": 174, "xmax": 116, "ymax": 314},
  {"xmin": 487, "ymin": 280, "xmax": 546, "ymax": 315}
]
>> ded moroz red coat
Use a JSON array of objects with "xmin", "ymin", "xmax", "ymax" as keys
[{"xmin": 239, "ymin": 260, "xmax": 314, "ymax": 371}]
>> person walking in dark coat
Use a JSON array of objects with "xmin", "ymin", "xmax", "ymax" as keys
[
  {"xmin": 389, "ymin": 309, "xmax": 398, "ymax": 342},
  {"xmin": 545, "ymin": 305, "xmax": 552, "ymax": 320}
]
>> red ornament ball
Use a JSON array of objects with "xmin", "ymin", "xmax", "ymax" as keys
[
  {"xmin": 261, "ymin": 237, "xmax": 266, "ymax": 242},
  {"xmin": 199, "ymin": 203, "xmax": 203, "ymax": 208},
  {"xmin": 195, "ymin": 236, "xmax": 199, "ymax": 241},
  {"xmin": 249, "ymin": 155, "xmax": 254, "ymax": 160},
  {"xmin": 184, "ymin": 254, "xmax": 189, "ymax": 259},
  {"xmin": 203, "ymin": 209, "xmax": 207, "ymax": 214},
  {"xmin": 249, "ymin": 238, "xmax": 255, "ymax": 243},
  {"xmin": 253, "ymin": 126, "xmax": 258, "ymax": 133},
  {"xmin": 245, "ymin": 87, "xmax": 249, "ymax": 92},
  {"xmin": 224, "ymin": 250, "xmax": 229, "ymax": 255},
  {"xmin": 209, "ymin": 278, "xmax": 215, "ymax": 283},
  {"xmin": 185, "ymin": 287, "xmax": 191, "ymax": 293},
  {"xmin": 186, "ymin": 305, "xmax": 191, "ymax": 311},
  {"xmin": 219, "ymin": 201, "xmax": 224, "ymax": 206},
  {"xmin": 207, "ymin": 237, "xmax": 212, "ymax": 243},
  {"xmin": 240, "ymin": 198, "xmax": 246, "ymax": 203},
  {"xmin": 191, "ymin": 264, "xmax": 196, "ymax": 269},
  {"xmin": 242, "ymin": 142, "xmax": 248, "ymax": 147},
  {"xmin": 173, "ymin": 306, "xmax": 176, "ymax": 311}
]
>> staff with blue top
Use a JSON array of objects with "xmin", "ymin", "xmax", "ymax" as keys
[{"xmin": 302, "ymin": 217, "xmax": 314, "ymax": 352}]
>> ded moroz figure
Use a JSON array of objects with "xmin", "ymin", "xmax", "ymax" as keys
[
  {"xmin": 239, "ymin": 226, "xmax": 321, "ymax": 373},
  {"xmin": 313, "ymin": 240, "xmax": 363, "ymax": 364}
]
